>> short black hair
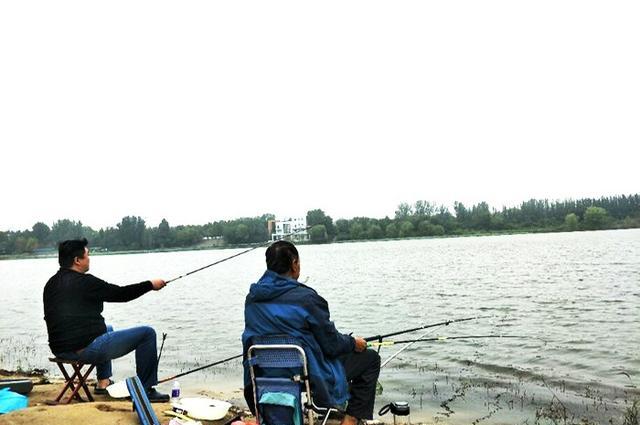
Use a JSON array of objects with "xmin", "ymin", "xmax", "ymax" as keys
[
  {"xmin": 58, "ymin": 238, "xmax": 88, "ymax": 268},
  {"xmin": 265, "ymin": 240, "xmax": 299, "ymax": 274}
]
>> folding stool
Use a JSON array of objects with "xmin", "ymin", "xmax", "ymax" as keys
[{"xmin": 49, "ymin": 357, "xmax": 96, "ymax": 403}]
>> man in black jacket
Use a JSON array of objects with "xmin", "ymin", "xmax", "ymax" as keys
[{"xmin": 43, "ymin": 238, "xmax": 169, "ymax": 402}]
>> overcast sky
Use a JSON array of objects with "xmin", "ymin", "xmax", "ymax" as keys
[{"xmin": 1, "ymin": 1, "xmax": 638, "ymax": 232}]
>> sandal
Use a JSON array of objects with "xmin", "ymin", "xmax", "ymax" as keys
[{"xmin": 94, "ymin": 379, "xmax": 115, "ymax": 394}]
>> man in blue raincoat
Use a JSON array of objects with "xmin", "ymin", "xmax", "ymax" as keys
[{"xmin": 242, "ymin": 240, "xmax": 380, "ymax": 425}]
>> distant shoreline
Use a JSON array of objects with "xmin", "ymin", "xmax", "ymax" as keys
[{"xmin": 2, "ymin": 227, "xmax": 636, "ymax": 262}]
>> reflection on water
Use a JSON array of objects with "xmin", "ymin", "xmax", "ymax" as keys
[{"xmin": 1, "ymin": 229, "xmax": 639, "ymax": 423}]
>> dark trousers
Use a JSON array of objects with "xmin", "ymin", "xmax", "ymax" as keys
[{"xmin": 340, "ymin": 349, "xmax": 381, "ymax": 420}]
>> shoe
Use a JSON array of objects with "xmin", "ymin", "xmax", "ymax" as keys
[
  {"xmin": 94, "ymin": 379, "xmax": 115, "ymax": 395},
  {"xmin": 146, "ymin": 388, "xmax": 170, "ymax": 403}
]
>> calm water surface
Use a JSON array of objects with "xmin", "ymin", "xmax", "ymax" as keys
[{"xmin": 1, "ymin": 229, "xmax": 639, "ymax": 424}]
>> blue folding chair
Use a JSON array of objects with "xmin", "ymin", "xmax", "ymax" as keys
[{"xmin": 247, "ymin": 335, "xmax": 339, "ymax": 425}]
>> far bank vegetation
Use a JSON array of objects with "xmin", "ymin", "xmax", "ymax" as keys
[{"xmin": 1, "ymin": 194, "xmax": 639, "ymax": 256}]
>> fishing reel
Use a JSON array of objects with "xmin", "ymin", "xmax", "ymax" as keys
[{"xmin": 379, "ymin": 401, "xmax": 410, "ymax": 425}]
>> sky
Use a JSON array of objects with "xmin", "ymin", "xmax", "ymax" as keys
[{"xmin": 1, "ymin": 1, "xmax": 638, "ymax": 232}]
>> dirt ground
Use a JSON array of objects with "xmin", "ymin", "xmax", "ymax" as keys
[
  {"xmin": 0, "ymin": 373, "xmax": 247, "ymax": 425},
  {"xmin": 0, "ymin": 373, "xmax": 409, "ymax": 425}
]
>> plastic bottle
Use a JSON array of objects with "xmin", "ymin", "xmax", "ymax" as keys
[{"xmin": 170, "ymin": 380, "xmax": 181, "ymax": 403}]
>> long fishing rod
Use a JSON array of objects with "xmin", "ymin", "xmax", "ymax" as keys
[
  {"xmin": 107, "ymin": 353, "xmax": 243, "ymax": 397},
  {"xmin": 165, "ymin": 226, "xmax": 310, "ymax": 284},
  {"xmin": 364, "ymin": 315, "xmax": 494, "ymax": 342},
  {"xmin": 370, "ymin": 334, "xmax": 525, "ymax": 347},
  {"xmin": 158, "ymin": 353, "xmax": 243, "ymax": 384}
]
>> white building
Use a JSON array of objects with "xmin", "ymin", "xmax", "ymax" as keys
[{"xmin": 270, "ymin": 217, "xmax": 309, "ymax": 241}]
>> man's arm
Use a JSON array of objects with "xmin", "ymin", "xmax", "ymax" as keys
[
  {"xmin": 83, "ymin": 275, "xmax": 165, "ymax": 302},
  {"xmin": 305, "ymin": 293, "xmax": 356, "ymax": 358}
]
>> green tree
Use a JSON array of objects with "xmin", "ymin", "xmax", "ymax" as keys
[
  {"xmin": 175, "ymin": 226, "xmax": 201, "ymax": 246},
  {"xmin": 622, "ymin": 216, "xmax": 640, "ymax": 229},
  {"xmin": 417, "ymin": 220, "xmax": 431, "ymax": 236},
  {"xmin": 117, "ymin": 216, "xmax": 146, "ymax": 249},
  {"xmin": 583, "ymin": 207, "xmax": 609, "ymax": 230},
  {"xmin": 156, "ymin": 219, "xmax": 172, "ymax": 247},
  {"xmin": 453, "ymin": 202, "xmax": 469, "ymax": 228},
  {"xmin": 0, "ymin": 231, "xmax": 8, "ymax": 253},
  {"xmin": 350, "ymin": 223, "xmax": 364, "ymax": 239},
  {"xmin": 50, "ymin": 219, "xmax": 84, "ymax": 243},
  {"xmin": 202, "ymin": 222, "xmax": 224, "ymax": 238},
  {"xmin": 470, "ymin": 202, "xmax": 492, "ymax": 229},
  {"xmin": 309, "ymin": 224, "xmax": 328, "ymax": 243},
  {"xmin": 335, "ymin": 219, "xmax": 351, "ymax": 240},
  {"xmin": 414, "ymin": 200, "xmax": 435, "ymax": 217},
  {"xmin": 385, "ymin": 223, "xmax": 398, "ymax": 238},
  {"xmin": 399, "ymin": 221, "xmax": 414, "ymax": 237},
  {"xmin": 367, "ymin": 224, "xmax": 383, "ymax": 239},
  {"xmin": 432, "ymin": 207, "xmax": 457, "ymax": 234},
  {"xmin": 235, "ymin": 223, "xmax": 250, "ymax": 243},
  {"xmin": 395, "ymin": 203, "xmax": 413, "ymax": 220},
  {"xmin": 307, "ymin": 209, "xmax": 327, "ymax": 227},
  {"xmin": 564, "ymin": 213, "xmax": 579, "ymax": 231},
  {"xmin": 95, "ymin": 227, "xmax": 119, "ymax": 250},
  {"xmin": 490, "ymin": 213, "xmax": 505, "ymax": 230},
  {"xmin": 32, "ymin": 222, "xmax": 51, "ymax": 245},
  {"xmin": 306, "ymin": 209, "xmax": 336, "ymax": 240},
  {"xmin": 14, "ymin": 236, "xmax": 38, "ymax": 253},
  {"xmin": 429, "ymin": 224, "xmax": 445, "ymax": 236}
]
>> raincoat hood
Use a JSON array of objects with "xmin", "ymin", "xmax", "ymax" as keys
[{"xmin": 246, "ymin": 270, "xmax": 302, "ymax": 303}]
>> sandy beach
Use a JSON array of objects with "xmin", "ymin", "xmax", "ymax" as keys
[
  {"xmin": 0, "ymin": 371, "xmax": 248, "ymax": 425},
  {"xmin": 0, "ymin": 372, "xmax": 397, "ymax": 425}
]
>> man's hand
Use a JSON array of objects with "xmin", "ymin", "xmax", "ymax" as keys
[
  {"xmin": 353, "ymin": 336, "xmax": 367, "ymax": 352},
  {"xmin": 150, "ymin": 279, "xmax": 166, "ymax": 290}
]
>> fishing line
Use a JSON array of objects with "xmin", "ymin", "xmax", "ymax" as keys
[
  {"xmin": 380, "ymin": 327, "xmax": 440, "ymax": 369},
  {"xmin": 165, "ymin": 226, "xmax": 310, "ymax": 284}
]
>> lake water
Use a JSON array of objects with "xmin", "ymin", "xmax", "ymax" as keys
[{"xmin": 1, "ymin": 229, "xmax": 639, "ymax": 424}]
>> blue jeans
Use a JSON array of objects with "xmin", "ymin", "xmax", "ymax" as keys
[{"xmin": 55, "ymin": 325, "xmax": 159, "ymax": 390}]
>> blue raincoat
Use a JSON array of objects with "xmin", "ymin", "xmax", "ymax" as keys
[{"xmin": 242, "ymin": 270, "xmax": 355, "ymax": 407}]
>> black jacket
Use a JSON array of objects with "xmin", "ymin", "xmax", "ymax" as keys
[{"xmin": 43, "ymin": 268, "xmax": 152, "ymax": 353}]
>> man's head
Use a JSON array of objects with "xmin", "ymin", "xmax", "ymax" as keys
[
  {"xmin": 58, "ymin": 238, "xmax": 90, "ymax": 272},
  {"xmin": 265, "ymin": 240, "xmax": 300, "ymax": 280}
]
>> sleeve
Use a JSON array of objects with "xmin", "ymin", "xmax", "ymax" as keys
[
  {"xmin": 82, "ymin": 274, "xmax": 153, "ymax": 302},
  {"xmin": 305, "ymin": 292, "xmax": 355, "ymax": 358}
]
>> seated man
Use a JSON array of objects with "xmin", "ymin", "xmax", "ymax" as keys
[
  {"xmin": 242, "ymin": 240, "xmax": 380, "ymax": 425},
  {"xmin": 43, "ymin": 238, "xmax": 169, "ymax": 402}
]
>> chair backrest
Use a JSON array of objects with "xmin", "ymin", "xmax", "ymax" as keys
[{"xmin": 247, "ymin": 335, "xmax": 313, "ymax": 425}]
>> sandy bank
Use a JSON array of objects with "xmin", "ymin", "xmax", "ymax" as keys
[{"xmin": 0, "ymin": 373, "xmax": 246, "ymax": 425}]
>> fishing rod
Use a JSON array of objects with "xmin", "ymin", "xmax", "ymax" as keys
[
  {"xmin": 165, "ymin": 226, "xmax": 311, "ymax": 284},
  {"xmin": 158, "ymin": 353, "xmax": 243, "ymax": 384},
  {"xmin": 106, "ymin": 353, "xmax": 243, "ymax": 397},
  {"xmin": 370, "ymin": 334, "xmax": 525, "ymax": 347},
  {"xmin": 364, "ymin": 315, "xmax": 494, "ymax": 342}
]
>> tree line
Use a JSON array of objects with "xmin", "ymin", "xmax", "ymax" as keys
[
  {"xmin": 0, "ymin": 214, "xmax": 274, "ymax": 255},
  {"xmin": 305, "ymin": 193, "xmax": 640, "ymax": 243},
  {"xmin": 1, "ymin": 194, "xmax": 639, "ymax": 255}
]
